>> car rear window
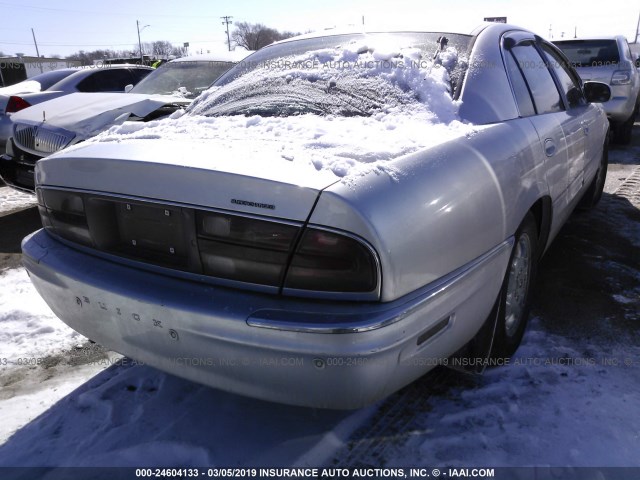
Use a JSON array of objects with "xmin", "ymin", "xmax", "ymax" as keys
[
  {"xmin": 553, "ymin": 40, "xmax": 620, "ymax": 67},
  {"xmin": 191, "ymin": 32, "xmax": 472, "ymax": 118}
]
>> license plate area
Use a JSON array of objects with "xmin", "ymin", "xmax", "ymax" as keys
[{"xmin": 85, "ymin": 197, "xmax": 189, "ymax": 269}]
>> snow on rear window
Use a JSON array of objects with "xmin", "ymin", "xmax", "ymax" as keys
[
  {"xmin": 187, "ymin": 40, "xmax": 461, "ymax": 120},
  {"xmin": 91, "ymin": 38, "xmax": 476, "ymax": 180}
]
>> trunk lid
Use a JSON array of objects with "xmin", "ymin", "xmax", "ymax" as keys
[{"xmin": 37, "ymin": 138, "xmax": 340, "ymax": 221}]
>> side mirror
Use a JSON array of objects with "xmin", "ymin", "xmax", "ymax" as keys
[
  {"xmin": 124, "ymin": 84, "xmax": 134, "ymax": 93},
  {"xmin": 584, "ymin": 81, "xmax": 611, "ymax": 103}
]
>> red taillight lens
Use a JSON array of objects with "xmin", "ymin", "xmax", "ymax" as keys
[
  {"xmin": 196, "ymin": 211, "xmax": 300, "ymax": 286},
  {"xmin": 6, "ymin": 96, "xmax": 31, "ymax": 113},
  {"xmin": 39, "ymin": 189, "xmax": 92, "ymax": 246},
  {"xmin": 284, "ymin": 228, "xmax": 377, "ymax": 293}
]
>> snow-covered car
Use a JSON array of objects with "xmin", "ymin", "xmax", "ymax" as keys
[
  {"xmin": 0, "ymin": 53, "xmax": 248, "ymax": 192},
  {"xmin": 0, "ymin": 68, "xmax": 79, "ymax": 151},
  {"xmin": 554, "ymin": 36, "xmax": 640, "ymax": 144},
  {"xmin": 23, "ymin": 23, "xmax": 611, "ymax": 409}
]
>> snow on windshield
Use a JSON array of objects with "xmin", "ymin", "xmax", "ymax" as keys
[{"xmin": 90, "ymin": 39, "xmax": 476, "ymax": 180}]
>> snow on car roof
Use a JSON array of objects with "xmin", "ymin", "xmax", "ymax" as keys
[{"xmin": 88, "ymin": 36, "xmax": 476, "ymax": 180}]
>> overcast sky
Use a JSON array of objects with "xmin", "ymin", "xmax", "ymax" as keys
[{"xmin": 1, "ymin": 0, "xmax": 639, "ymax": 58}]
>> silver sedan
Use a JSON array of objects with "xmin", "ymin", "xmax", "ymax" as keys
[{"xmin": 23, "ymin": 23, "xmax": 610, "ymax": 409}]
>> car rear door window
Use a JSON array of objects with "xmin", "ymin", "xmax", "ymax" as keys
[
  {"xmin": 510, "ymin": 43, "xmax": 563, "ymax": 115},
  {"xmin": 540, "ymin": 44, "xmax": 586, "ymax": 110},
  {"xmin": 504, "ymin": 50, "xmax": 536, "ymax": 117}
]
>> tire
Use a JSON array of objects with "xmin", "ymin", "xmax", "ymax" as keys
[
  {"xmin": 578, "ymin": 133, "xmax": 609, "ymax": 210},
  {"xmin": 490, "ymin": 213, "xmax": 538, "ymax": 359}
]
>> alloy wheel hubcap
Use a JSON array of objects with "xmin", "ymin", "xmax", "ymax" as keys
[{"xmin": 505, "ymin": 234, "xmax": 531, "ymax": 337}]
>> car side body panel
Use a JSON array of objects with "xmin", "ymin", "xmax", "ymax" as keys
[{"xmin": 310, "ymin": 120, "xmax": 550, "ymax": 301}]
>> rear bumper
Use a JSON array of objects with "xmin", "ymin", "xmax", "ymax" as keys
[
  {"xmin": 603, "ymin": 96, "xmax": 637, "ymax": 122},
  {"xmin": 23, "ymin": 229, "xmax": 512, "ymax": 409}
]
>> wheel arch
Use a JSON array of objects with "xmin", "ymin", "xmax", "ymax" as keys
[{"xmin": 528, "ymin": 196, "xmax": 552, "ymax": 260}]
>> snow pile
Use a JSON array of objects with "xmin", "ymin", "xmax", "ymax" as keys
[
  {"xmin": 90, "ymin": 40, "xmax": 475, "ymax": 180},
  {"xmin": 0, "ymin": 268, "xmax": 84, "ymax": 367},
  {"xmin": 0, "ymin": 186, "xmax": 37, "ymax": 217},
  {"xmin": 0, "ymin": 80, "xmax": 41, "ymax": 96}
]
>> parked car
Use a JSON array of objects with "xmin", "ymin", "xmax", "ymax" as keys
[
  {"xmin": 22, "ymin": 23, "xmax": 611, "ymax": 409},
  {"xmin": 554, "ymin": 36, "xmax": 640, "ymax": 144},
  {"xmin": 0, "ymin": 53, "xmax": 248, "ymax": 192},
  {"xmin": 0, "ymin": 68, "xmax": 79, "ymax": 150}
]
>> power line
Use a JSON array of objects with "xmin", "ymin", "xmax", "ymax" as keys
[
  {"xmin": 0, "ymin": 37, "xmax": 229, "ymax": 47},
  {"xmin": 0, "ymin": 1, "xmax": 220, "ymax": 18},
  {"xmin": 0, "ymin": 40, "xmax": 136, "ymax": 46}
]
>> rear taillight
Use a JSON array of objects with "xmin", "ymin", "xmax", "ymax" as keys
[
  {"xmin": 6, "ymin": 96, "xmax": 31, "ymax": 113},
  {"xmin": 37, "ymin": 189, "xmax": 379, "ymax": 297},
  {"xmin": 196, "ymin": 210, "xmax": 299, "ymax": 286},
  {"xmin": 38, "ymin": 189, "xmax": 92, "ymax": 246},
  {"xmin": 284, "ymin": 228, "xmax": 378, "ymax": 293},
  {"xmin": 611, "ymin": 70, "xmax": 632, "ymax": 85}
]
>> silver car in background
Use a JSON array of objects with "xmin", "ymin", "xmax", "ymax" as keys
[
  {"xmin": 0, "ymin": 53, "xmax": 249, "ymax": 192},
  {"xmin": 554, "ymin": 36, "xmax": 640, "ymax": 144},
  {"xmin": 0, "ymin": 68, "xmax": 78, "ymax": 150},
  {"xmin": 23, "ymin": 23, "xmax": 611, "ymax": 408}
]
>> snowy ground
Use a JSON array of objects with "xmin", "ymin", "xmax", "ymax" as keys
[
  {"xmin": 0, "ymin": 135, "xmax": 639, "ymax": 473},
  {"xmin": 0, "ymin": 186, "xmax": 36, "ymax": 218}
]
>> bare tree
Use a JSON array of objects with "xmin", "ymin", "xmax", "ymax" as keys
[
  {"xmin": 171, "ymin": 45, "xmax": 187, "ymax": 57},
  {"xmin": 152, "ymin": 40, "xmax": 174, "ymax": 57},
  {"xmin": 139, "ymin": 42, "xmax": 154, "ymax": 56},
  {"xmin": 231, "ymin": 22, "xmax": 298, "ymax": 51},
  {"xmin": 66, "ymin": 48, "xmax": 136, "ymax": 65},
  {"xmin": 65, "ymin": 40, "xmax": 182, "ymax": 65}
]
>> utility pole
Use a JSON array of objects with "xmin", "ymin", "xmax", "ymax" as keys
[
  {"xmin": 221, "ymin": 16, "xmax": 233, "ymax": 51},
  {"xmin": 31, "ymin": 28, "xmax": 43, "ymax": 73},
  {"xmin": 137, "ymin": 20, "xmax": 150, "ymax": 64},
  {"xmin": 574, "ymin": 26, "xmax": 577, "ymax": 39}
]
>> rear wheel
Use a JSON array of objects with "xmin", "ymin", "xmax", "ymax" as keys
[{"xmin": 490, "ymin": 213, "xmax": 538, "ymax": 359}]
